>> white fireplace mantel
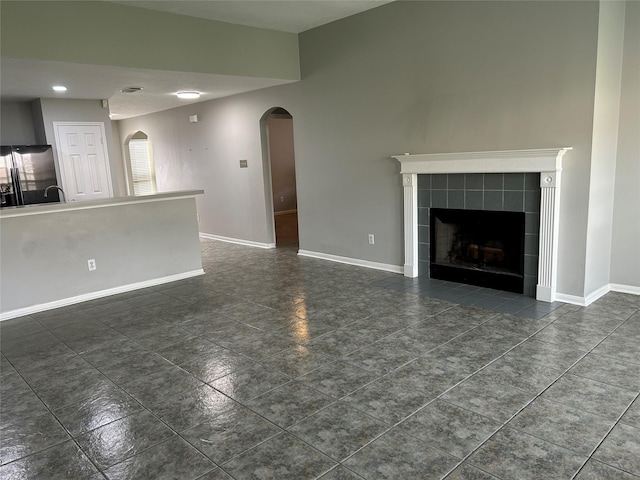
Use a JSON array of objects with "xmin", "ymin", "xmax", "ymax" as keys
[{"xmin": 392, "ymin": 148, "xmax": 572, "ymax": 302}]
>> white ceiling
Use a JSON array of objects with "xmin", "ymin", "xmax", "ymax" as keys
[
  {"xmin": 0, "ymin": 0, "xmax": 392, "ymax": 119},
  {"xmin": 0, "ymin": 57, "xmax": 296, "ymax": 120}
]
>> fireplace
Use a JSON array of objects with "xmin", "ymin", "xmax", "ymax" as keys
[
  {"xmin": 393, "ymin": 148, "xmax": 572, "ymax": 302},
  {"xmin": 430, "ymin": 208, "xmax": 525, "ymax": 293}
]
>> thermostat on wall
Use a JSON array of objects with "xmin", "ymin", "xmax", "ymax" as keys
[{"xmin": 239, "ymin": 160, "xmax": 248, "ymax": 168}]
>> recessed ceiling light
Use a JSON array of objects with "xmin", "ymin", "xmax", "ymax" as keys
[
  {"xmin": 52, "ymin": 85, "xmax": 67, "ymax": 92},
  {"xmin": 176, "ymin": 91, "xmax": 200, "ymax": 100}
]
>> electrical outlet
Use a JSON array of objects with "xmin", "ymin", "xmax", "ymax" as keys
[
  {"xmin": 87, "ymin": 259, "xmax": 97, "ymax": 271},
  {"xmin": 280, "ymin": 196, "xmax": 285, "ymax": 203},
  {"xmin": 197, "ymin": 213, "xmax": 200, "ymax": 221},
  {"xmin": 368, "ymin": 234, "xmax": 375, "ymax": 245}
]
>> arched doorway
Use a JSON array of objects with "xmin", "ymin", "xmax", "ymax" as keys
[{"xmin": 260, "ymin": 107, "xmax": 298, "ymax": 247}]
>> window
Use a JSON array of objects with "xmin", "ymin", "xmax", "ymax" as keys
[{"xmin": 126, "ymin": 132, "xmax": 156, "ymax": 195}]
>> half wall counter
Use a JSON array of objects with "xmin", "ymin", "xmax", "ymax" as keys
[{"xmin": 0, "ymin": 190, "xmax": 204, "ymax": 320}]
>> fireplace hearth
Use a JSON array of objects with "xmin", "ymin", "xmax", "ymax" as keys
[{"xmin": 430, "ymin": 208, "xmax": 525, "ymax": 293}]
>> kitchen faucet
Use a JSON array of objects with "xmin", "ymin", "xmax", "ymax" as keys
[{"xmin": 44, "ymin": 185, "xmax": 66, "ymax": 202}]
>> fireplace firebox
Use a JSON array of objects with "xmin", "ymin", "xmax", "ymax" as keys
[{"xmin": 430, "ymin": 208, "xmax": 525, "ymax": 293}]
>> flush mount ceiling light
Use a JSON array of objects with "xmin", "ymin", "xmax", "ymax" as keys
[
  {"xmin": 52, "ymin": 85, "xmax": 67, "ymax": 92},
  {"xmin": 176, "ymin": 91, "xmax": 200, "ymax": 99},
  {"xmin": 120, "ymin": 86, "xmax": 143, "ymax": 94}
]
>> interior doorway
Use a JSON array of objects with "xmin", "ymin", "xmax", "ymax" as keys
[
  {"xmin": 261, "ymin": 107, "xmax": 299, "ymax": 247},
  {"xmin": 53, "ymin": 122, "xmax": 113, "ymax": 202}
]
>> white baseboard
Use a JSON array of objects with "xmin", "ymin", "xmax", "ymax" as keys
[
  {"xmin": 610, "ymin": 283, "xmax": 640, "ymax": 295},
  {"xmin": 555, "ymin": 282, "xmax": 639, "ymax": 307},
  {"xmin": 274, "ymin": 209, "xmax": 297, "ymax": 216},
  {"xmin": 584, "ymin": 284, "xmax": 612, "ymax": 306},
  {"xmin": 199, "ymin": 233, "xmax": 275, "ymax": 249},
  {"xmin": 298, "ymin": 249, "xmax": 403, "ymax": 274},
  {"xmin": 556, "ymin": 286, "xmax": 609, "ymax": 307},
  {"xmin": 554, "ymin": 293, "xmax": 589, "ymax": 307},
  {"xmin": 0, "ymin": 269, "xmax": 205, "ymax": 322}
]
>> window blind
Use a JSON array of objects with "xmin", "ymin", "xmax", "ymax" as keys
[{"xmin": 128, "ymin": 139, "xmax": 155, "ymax": 195}]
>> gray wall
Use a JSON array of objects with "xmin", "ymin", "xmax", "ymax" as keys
[
  {"xmin": 0, "ymin": 101, "xmax": 36, "ymax": 144},
  {"xmin": 610, "ymin": 1, "xmax": 640, "ymax": 288},
  {"xmin": 110, "ymin": 120, "xmax": 126, "ymax": 195},
  {"xmin": 1, "ymin": 0, "xmax": 299, "ymax": 81},
  {"xmin": 0, "ymin": 197, "xmax": 202, "ymax": 315},
  {"xmin": 118, "ymin": 89, "xmax": 298, "ymax": 245},
  {"xmin": 297, "ymin": 1, "xmax": 598, "ymax": 297},
  {"xmin": 119, "ymin": 1, "xmax": 615, "ymax": 298},
  {"xmin": 584, "ymin": 1, "xmax": 626, "ymax": 297}
]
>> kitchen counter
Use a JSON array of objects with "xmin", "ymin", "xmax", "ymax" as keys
[
  {"xmin": 1, "ymin": 190, "xmax": 204, "ymax": 320},
  {"xmin": 0, "ymin": 190, "xmax": 204, "ymax": 218}
]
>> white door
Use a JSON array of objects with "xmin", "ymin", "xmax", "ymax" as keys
[{"xmin": 54, "ymin": 123, "xmax": 113, "ymax": 202}]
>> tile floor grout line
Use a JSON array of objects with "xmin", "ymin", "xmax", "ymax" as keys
[
  {"xmin": 254, "ymin": 321, "xmax": 449, "ymax": 433},
  {"xmin": 265, "ymin": 303, "xmax": 466, "ymax": 388},
  {"xmin": 29, "ymin": 332, "xmax": 235, "ymax": 476},
  {"xmin": 563, "ymin": 311, "xmax": 640, "ymax": 479},
  {"xmin": 436, "ymin": 313, "xmax": 636, "ymax": 479},
  {"xmin": 315, "ymin": 464, "xmax": 364, "ymax": 480},
  {"xmin": 0, "ymin": 367, "xmax": 94, "ymax": 474},
  {"xmin": 210, "ymin": 404, "xmax": 340, "ymax": 477},
  {"xmin": 279, "ymin": 309, "xmax": 506, "ymax": 469},
  {"xmin": 151, "ymin": 377, "xmax": 289, "ymax": 477},
  {"xmin": 378, "ymin": 275, "xmax": 567, "ymax": 319},
  {"xmin": 424, "ymin": 326, "xmax": 580, "ymax": 478},
  {"xmin": 335, "ymin": 308, "xmax": 556, "ymax": 471},
  {"xmin": 74, "ymin": 403, "xmax": 178, "ymax": 475},
  {"xmin": 569, "ymin": 390, "xmax": 640, "ymax": 480},
  {"xmin": 3, "ymin": 242, "xmax": 638, "ymax": 479},
  {"xmin": 210, "ymin": 248, "xmax": 637, "ymax": 478},
  {"xmin": 204, "ymin": 426, "xmax": 285, "ymax": 474},
  {"xmin": 2, "ymin": 354, "xmax": 112, "ymax": 476},
  {"xmin": 199, "ymin": 373, "xmax": 350, "ymax": 467}
]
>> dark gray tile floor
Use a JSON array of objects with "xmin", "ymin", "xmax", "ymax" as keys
[
  {"xmin": 1, "ymin": 238, "xmax": 639, "ymax": 479},
  {"xmin": 372, "ymin": 276, "xmax": 565, "ymax": 319}
]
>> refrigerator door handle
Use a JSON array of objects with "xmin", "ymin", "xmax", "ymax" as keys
[{"xmin": 11, "ymin": 167, "xmax": 24, "ymax": 205}]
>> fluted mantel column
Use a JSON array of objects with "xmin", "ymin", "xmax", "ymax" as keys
[
  {"xmin": 402, "ymin": 173, "xmax": 418, "ymax": 277},
  {"xmin": 537, "ymin": 171, "xmax": 561, "ymax": 302}
]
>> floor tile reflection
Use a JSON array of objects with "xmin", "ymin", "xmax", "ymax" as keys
[{"xmin": 1, "ymin": 239, "xmax": 639, "ymax": 479}]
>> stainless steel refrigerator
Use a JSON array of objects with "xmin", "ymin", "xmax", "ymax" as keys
[{"xmin": 1, "ymin": 145, "xmax": 60, "ymax": 208}]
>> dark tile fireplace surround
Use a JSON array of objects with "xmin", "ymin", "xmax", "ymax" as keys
[{"xmin": 417, "ymin": 173, "xmax": 541, "ymax": 297}]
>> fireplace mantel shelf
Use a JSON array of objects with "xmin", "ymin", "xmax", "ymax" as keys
[
  {"xmin": 392, "ymin": 148, "xmax": 572, "ymax": 175},
  {"xmin": 393, "ymin": 147, "xmax": 573, "ymax": 303}
]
